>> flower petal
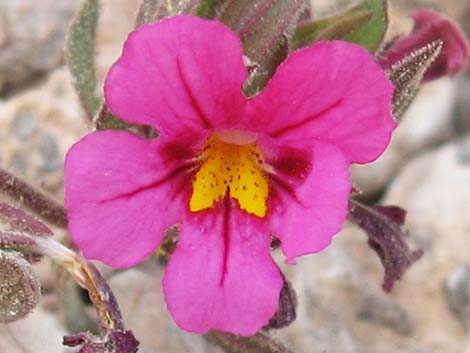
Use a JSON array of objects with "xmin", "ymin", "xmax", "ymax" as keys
[
  {"xmin": 163, "ymin": 199, "xmax": 283, "ymax": 335},
  {"xmin": 105, "ymin": 15, "xmax": 248, "ymax": 136},
  {"xmin": 65, "ymin": 131, "xmax": 194, "ymax": 267},
  {"xmin": 267, "ymin": 141, "xmax": 351, "ymax": 262},
  {"xmin": 247, "ymin": 41, "xmax": 396, "ymax": 164}
]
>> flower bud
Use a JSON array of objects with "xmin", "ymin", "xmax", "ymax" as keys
[
  {"xmin": 380, "ymin": 9, "xmax": 469, "ymax": 83},
  {"xmin": 0, "ymin": 250, "xmax": 40, "ymax": 323}
]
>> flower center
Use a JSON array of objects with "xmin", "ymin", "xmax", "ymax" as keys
[{"xmin": 189, "ymin": 133, "xmax": 269, "ymax": 217}]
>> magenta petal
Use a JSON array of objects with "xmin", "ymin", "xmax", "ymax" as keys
[
  {"xmin": 247, "ymin": 41, "xmax": 396, "ymax": 164},
  {"xmin": 105, "ymin": 15, "xmax": 248, "ymax": 136},
  {"xmin": 162, "ymin": 200, "xmax": 283, "ymax": 335},
  {"xmin": 65, "ymin": 131, "xmax": 192, "ymax": 267},
  {"xmin": 268, "ymin": 141, "xmax": 351, "ymax": 262}
]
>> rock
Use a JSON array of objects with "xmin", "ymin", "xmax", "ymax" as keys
[
  {"xmin": 352, "ymin": 78, "xmax": 457, "ymax": 195},
  {"xmin": 107, "ymin": 266, "xmax": 222, "ymax": 353},
  {"xmin": 275, "ymin": 228, "xmax": 419, "ymax": 353},
  {"xmin": 380, "ymin": 138, "xmax": 470, "ymax": 352},
  {"xmin": 96, "ymin": 0, "xmax": 141, "ymax": 83},
  {"xmin": 443, "ymin": 265, "xmax": 470, "ymax": 327},
  {"xmin": 0, "ymin": 307, "xmax": 67, "ymax": 353},
  {"xmin": 274, "ymin": 235, "xmax": 372, "ymax": 353},
  {"xmin": 454, "ymin": 73, "xmax": 470, "ymax": 135},
  {"xmin": 0, "ymin": 68, "xmax": 87, "ymax": 200},
  {"xmin": 276, "ymin": 137, "xmax": 470, "ymax": 352},
  {"xmin": 0, "ymin": 0, "xmax": 80, "ymax": 93},
  {"xmin": 357, "ymin": 294, "xmax": 414, "ymax": 336}
]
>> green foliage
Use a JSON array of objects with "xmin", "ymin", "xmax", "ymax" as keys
[
  {"xmin": 197, "ymin": 0, "xmax": 219, "ymax": 18},
  {"xmin": 293, "ymin": 0, "xmax": 389, "ymax": 53},
  {"xmin": 66, "ymin": 0, "xmax": 101, "ymax": 119}
]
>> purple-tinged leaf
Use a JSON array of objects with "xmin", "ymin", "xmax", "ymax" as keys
[
  {"xmin": 348, "ymin": 199, "xmax": 423, "ymax": 292},
  {"xmin": 0, "ymin": 202, "xmax": 52, "ymax": 237},
  {"xmin": 374, "ymin": 205, "xmax": 407, "ymax": 225},
  {"xmin": 0, "ymin": 168, "xmax": 68, "ymax": 228},
  {"xmin": 265, "ymin": 277, "xmax": 297, "ymax": 330},
  {"xmin": 0, "ymin": 231, "xmax": 43, "ymax": 263},
  {"xmin": 0, "ymin": 202, "xmax": 53, "ymax": 262}
]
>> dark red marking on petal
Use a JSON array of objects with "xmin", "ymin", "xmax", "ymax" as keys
[
  {"xmin": 271, "ymin": 147, "xmax": 312, "ymax": 182},
  {"xmin": 102, "ymin": 162, "xmax": 195, "ymax": 203},
  {"xmin": 175, "ymin": 60, "xmax": 212, "ymax": 130},
  {"xmin": 270, "ymin": 98, "xmax": 344, "ymax": 138},
  {"xmin": 219, "ymin": 194, "xmax": 231, "ymax": 286},
  {"xmin": 159, "ymin": 139, "xmax": 197, "ymax": 163}
]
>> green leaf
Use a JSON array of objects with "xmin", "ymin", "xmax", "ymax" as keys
[
  {"xmin": 293, "ymin": 0, "xmax": 389, "ymax": 53},
  {"xmin": 66, "ymin": 0, "xmax": 101, "ymax": 120},
  {"xmin": 196, "ymin": 0, "xmax": 219, "ymax": 18}
]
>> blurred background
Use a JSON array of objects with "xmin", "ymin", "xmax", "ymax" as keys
[{"xmin": 0, "ymin": 0, "xmax": 468, "ymax": 352}]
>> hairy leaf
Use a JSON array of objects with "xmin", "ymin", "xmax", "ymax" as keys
[
  {"xmin": 387, "ymin": 40, "xmax": 443, "ymax": 119},
  {"xmin": 67, "ymin": 0, "xmax": 102, "ymax": 119},
  {"xmin": 0, "ymin": 202, "xmax": 52, "ymax": 237},
  {"xmin": 0, "ymin": 168, "xmax": 68, "ymax": 228}
]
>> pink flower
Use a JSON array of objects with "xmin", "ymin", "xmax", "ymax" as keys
[
  {"xmin": 65, "ymin": 16, "xmax": 395, "ymax": 335},
  {"xmin": 380, "ymin": 9, "xmax": 469, "ymax": 82}
]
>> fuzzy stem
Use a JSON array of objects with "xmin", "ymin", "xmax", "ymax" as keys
[{"xmin": 0, "ymin": 168, "xmax": 68, "ymax": 228}]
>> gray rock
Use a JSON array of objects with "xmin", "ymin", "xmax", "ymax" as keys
[
  {"xmin": 357, "ymin": 294, "xmax": 414, "ymax": 336},
  {"xmin": 0, "ymin": 0, "xmax": 80, "ymax": 92},
  {"xmin": 443, "ymin": 264, "xmax": 470, "ymax": 327},
  {"xmin": 0, "ymin": 307, "xmax": 67, "ymax": 353},
  {"xmin": 0, "ymin": 68, "xmax": 87, "ymax": 200},
  {"xmin": 380, "ymin": 138, "xmax": 470, "ymax": 352}
]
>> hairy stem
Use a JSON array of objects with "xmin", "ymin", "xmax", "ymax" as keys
[{"xmin": 0, "ymin": 168, "xmax": 67, "ymax": 228}]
